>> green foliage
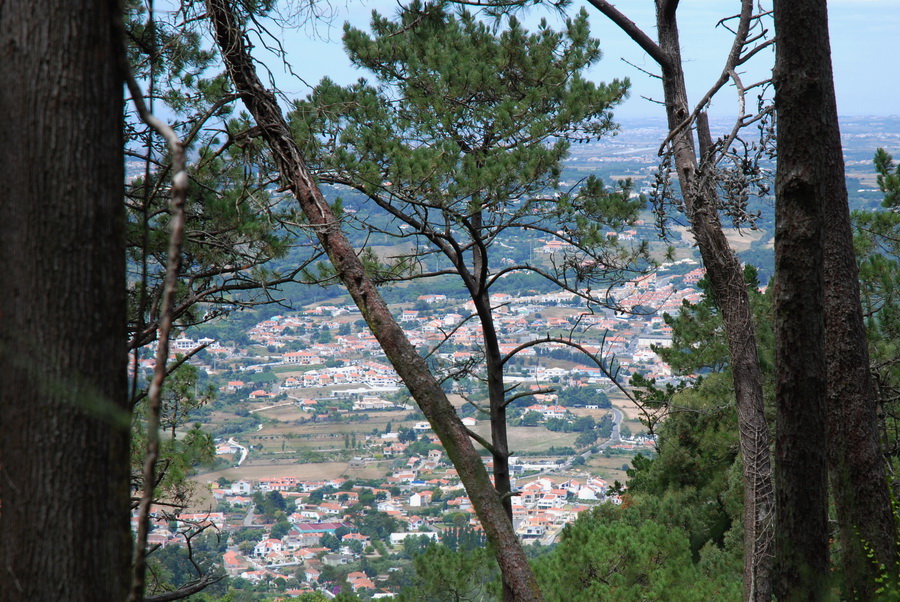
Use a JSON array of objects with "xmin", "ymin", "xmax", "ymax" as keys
[
  {"xmin": 867, "ymin": 488, "xmax": 900, "ymax": 598},
  {"xmin": 854, "ymin": 149, "xmax": 900, "ymax": 461},
  {"xmin": 593, "ymin": 266, "xmax": 769, "ymax": 594},
  {"xmin": 124, "ymin": 3, "xmax": 304, "ymax": 352},
  {"xmin": 291, "ymin": 2, "xmax": 645, "ymax": 314},
  {"xmin": 402, "ymin": 534, "xmax": 436, "ymax": 559},
  {"xmin": 556, "ymin": 386, "xmax": 611, "ymax": 408},
  {"xmin": 307, "ymin": 485, "xmax": 335, "ymax": 504},
  {"xmin": 233, "ymin": 528, "xmax": 265, "ymax": 545},
  {"xmin": 357, "ymin": 511, "xmax": 402, "ymax": 540},
  {"xmin": 131, "ymin": 364, "xmax": 216, "ymax": 507},
  {"xmin": 439, "ymin": 526, "xmax": 486, "ymax": 552},
  {"xmin": 146, "ymin": 531, "xmax": 229, "ymax": 598},
  {"xmin": 520, "ymin": 410, "xmax": 543, "ymax": 426},
  {"xmin": 534, "ymin": 505, "xmax": 741, "ymax": 600},
  {"xmin": 875, "ymin": 148, "xmax": 900, "ymax": 207},
  {"xmin": 571, "ymin": 415, "xmax": 596, "ymax": 431},
  {"xmin": 269, "ymin": 520, "xmax": 292, "ymax": 540},
  {"xmin": 251, "ymin": 491, "xmax": 288, "ymax": 522},
  {"xmin": 625, "ymin": 374, "xmax": 744, "ymax": 558},
  {"xmin": 358, "ymin": 489, "xmax": 376, "ymax": 507},
  {"xmin": 397, "ymin": 427, "xmax": 419, "ymax": 443},
  {"xmin": 407, "ymin": 435, "xmax": 442, "ymax": 456},
  {"xmin": 656, "ymin": 267, "xmax": 772, "ymax": 377},
  {"xmin": 596, "ymin": 413, "xmax": 614, "ymax": 439},
  {"xmin": 574, "ymin": 429, "xmax": 598, "ymax": 449},
  {"xmin": 614, "ymin": 155, "xmax": 900, "ymax": 592},
  {"xmin": 545, "ymin": 417, "xmax": 568, "ymax": 431},
  {"xmin": 320, "ymin": 533, "xmax": 341, "ymax": 551},
  {"xmin": 398, "ymin": 545, "xmax": 499, "ymax": 602}
]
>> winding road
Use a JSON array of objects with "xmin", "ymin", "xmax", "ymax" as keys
[{"xmin": 228, "ymin": 437, "xmax": 249, "ymax": 466}]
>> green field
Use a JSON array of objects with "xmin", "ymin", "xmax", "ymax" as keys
[{"xmin": 585, "ymin": 454, "xmax": 633, "ymax": 484}]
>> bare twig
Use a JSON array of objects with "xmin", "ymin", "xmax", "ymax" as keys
[{"xmin": 122, "ymin": 20, "xmax": 189, "ymax": 600}]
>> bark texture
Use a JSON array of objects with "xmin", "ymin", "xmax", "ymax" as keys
[
  {"xmin": 203, "ymin": 2, "xmax": 543, "ymax": 599},
  {"xmin": 0, "ymin": 1, "xmax": 130, "ymax": 600},
  {"xmin": 816, "ymin": 0, "xmax": 899, "ymax": 593},
  {"xmin": 588, "ymin": 2, "xmax": 775, "ymax": 599},
  {"xmin": 772, "ymin": 0, "xmax": 831, "ymax": 597}
]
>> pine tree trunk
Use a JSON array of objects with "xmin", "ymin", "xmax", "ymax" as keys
[
  {"xmin": 0, "ymin": 2, "xmax": 130, "ymax": 600},
  {"xmin": 655, "ymin": 8, "xmax": 775, "ymax": 600},
  {"xmin": 204, "ymin": 2, "xmax": 543, "ymax": 599},
  {"xmin": 812, "ymin": 0, "xmax": 897, "ymax": 593},
  {"xmin": 772, "ymin": 0, "xmax": 831, "ymax": 597},
  {"xmin": 826, "ymin": 212, "xmax": 899, "ymax": 595},
  {"xmin": 473, "ymin": 289, "xmax": 514, "ymax": 519}
]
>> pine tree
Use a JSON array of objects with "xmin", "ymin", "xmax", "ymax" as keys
[
  {"xmin": 204, "ymin": 1, "xmax": 544, "ymax": 597},
  {"xmin": 292, "ymin": 3, "xmax": 644, "ymax": 521}
]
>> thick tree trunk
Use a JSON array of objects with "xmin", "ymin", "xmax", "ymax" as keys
[
  {"xmin": 772, "ymin": 0, "xmax": 831, "ymax": 597},
  {"xmin": 204, "ymin": 2, "xmax": 543, "ymax": 599},
  {"xmin": 827, "ymin": 200, "xmax": 899, "ymax": 595},
  {"xmin": 655, "ymin": 8, "xmax": 775, "ymax": 601},
  {"xmin": 0, "ymin": 2, "xmax": 130, "ymax": 601},
  {"xmin": 810, "ymin": 0, "xmax": 897, "ymax": 594}
]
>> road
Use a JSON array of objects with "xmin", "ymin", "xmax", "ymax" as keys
[
  {"xmin": 603, "ymin": 407, "xmax": 625, "ymax": 449},
  {"xmin": 228, "ymin": 437, "xmax": 249, "ymax": 466}
]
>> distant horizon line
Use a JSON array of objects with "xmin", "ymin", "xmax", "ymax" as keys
[{"xmin": 614, "ymin": 113, "xmax": 900, "ymax": 121}]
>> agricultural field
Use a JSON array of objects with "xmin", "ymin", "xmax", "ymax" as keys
[{"xmin": 585, "ymin": 454, "xmax": 634, "ymax": 484}]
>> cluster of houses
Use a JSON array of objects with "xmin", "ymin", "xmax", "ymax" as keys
[
  {"xmin": 134, "ymin": 464, "xmax": 622, "ymax": 598},
  {"xmin": 513, "ymin": 477, "xmax": 619, "ymax": 539},
  {"xmin": 130, "ymin": 258, "xmax": 717, "ymax": 597},
  {"xmin": 138, "ymin": 258, "xmax": 710, "ymax": 399}
]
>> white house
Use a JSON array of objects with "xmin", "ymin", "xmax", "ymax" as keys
[
  {"xmin": 253, "ymin": 538, "xmax": 283, "ymax": 558},
  {"xmin": 231, "ymin": 480, "xmax": 253, "ymax": 495}
]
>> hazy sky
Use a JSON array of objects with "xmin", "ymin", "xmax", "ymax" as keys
[{"xmin": 265, "ymin": 0, "xmax": 898, "ymax": 120}]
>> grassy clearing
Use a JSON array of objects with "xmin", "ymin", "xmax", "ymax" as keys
[
  {"xmin": 586, "ymin": 454, "xmax": 634, "ymax": 484},
  {"xmin": 568, "ymin": 408, "xmax": 614, "ymax": 421},
  {"xmin": 620, "ymin": 418, "xmax": 647, "ymax": 437},
  {"xmin": 256, "ymin": 405, "xmax": 308, "ymax": 421},
  {"xmin": 464, "ymin": 423, "xmax": 578, "ymax": 453},
  {"xmin": 194, "ymin": 459, "xmax": 393, "ymax": 485},
  {"xmin": 672, "ymin": 225, "xmax": 768, "ymax": 253}
]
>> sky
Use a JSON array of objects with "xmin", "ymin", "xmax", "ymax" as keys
[{"xmin": 256, "ymin": 0, "xmax": 899, "ymax": 121}]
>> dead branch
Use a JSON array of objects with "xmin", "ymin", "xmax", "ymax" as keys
[{"xmin": 123, "ymin": 33, "xmax": 189, "ymax": 602}]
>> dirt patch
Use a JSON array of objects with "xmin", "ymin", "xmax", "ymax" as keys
[{"xmin": 672, "ymin": 224, "xmax": 767, "ymax": 253}]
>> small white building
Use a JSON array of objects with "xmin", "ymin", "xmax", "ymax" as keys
[{"xmin": 389, "ymin": 532, "xmax": 439, "ymax": 546}]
